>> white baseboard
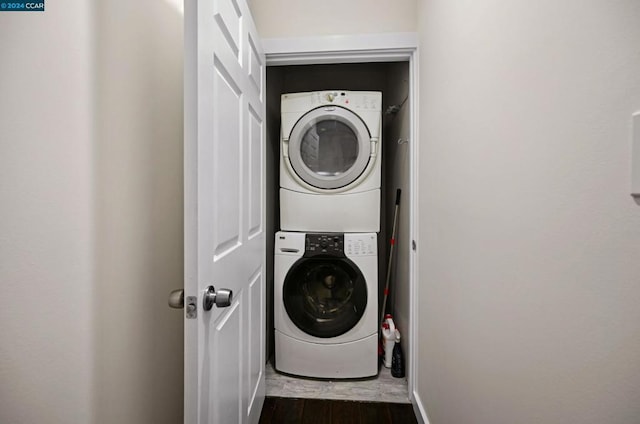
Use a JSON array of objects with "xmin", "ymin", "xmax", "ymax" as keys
[{"xmin": 411, "ymin": 388, "xmax": 430, "ymax": 424}]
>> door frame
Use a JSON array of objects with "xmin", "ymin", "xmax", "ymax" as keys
[{"xmin": 263, "ymin": 32, "xmax": 423, "ymax": 419}]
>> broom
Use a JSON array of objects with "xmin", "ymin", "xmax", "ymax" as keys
[{"xmin": 380, "ymin": 188, "xmax": 401, "ymax": 328}]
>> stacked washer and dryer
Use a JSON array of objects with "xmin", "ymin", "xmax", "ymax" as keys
[{"xmin": 275, "ymin": 91, "xmax": 382, "ymax": 378}]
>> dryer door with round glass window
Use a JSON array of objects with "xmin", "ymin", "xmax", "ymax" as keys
[
  {"xmin": 282, "ymin": 257, "xmax": 368, "ymax": 338},
  {"xmin": 287, "ymin": 106, "xmax": 372, "ymax": 190}
]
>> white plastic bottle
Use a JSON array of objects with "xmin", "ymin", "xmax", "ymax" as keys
[{"xmin": 382, "ymin": 314, "xmax": 396, "ymax": 368}]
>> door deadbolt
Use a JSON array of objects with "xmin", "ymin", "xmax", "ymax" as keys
[{"xmin": 203, "ymin": 285, "xmax": 233, "ymax": 311}]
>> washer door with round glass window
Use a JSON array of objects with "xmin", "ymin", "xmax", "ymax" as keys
[
  {"xmin": 283, "ymin": 256, "xmax": 368, "ymax": 338},
  {"xmin": 287, "ymin": 106, "xmax": 372, "ymax": 190}
]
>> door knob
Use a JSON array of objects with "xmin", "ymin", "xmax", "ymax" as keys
[
  {"xmin": 203, "ymin": 285, "xmax": 233, "ymax": 310},
  {"xmin": 168, "ymin": 289, "xmax": 184, "ymax": 309}
]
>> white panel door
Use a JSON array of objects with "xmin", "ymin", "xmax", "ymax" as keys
[{"xmin": 184, "ymin": 0, "xmax": 266, "ymax": 422}]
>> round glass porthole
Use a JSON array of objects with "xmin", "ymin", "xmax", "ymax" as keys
[
  {"xmin": 283, "ymin": 257, "xmax": 368, "ymax": 338},
  {"xmin": 288, "ymin": 106, "xmax": 371, "ymax": 190}
]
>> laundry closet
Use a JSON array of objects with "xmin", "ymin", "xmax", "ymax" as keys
[{"xmin": 264, "ymin": 62, "xmax": 412, "ymax": 401}]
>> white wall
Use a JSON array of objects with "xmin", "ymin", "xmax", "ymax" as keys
[
  {"xmin": 93, "ymin": 1, "xmax": 184, "ymax": 423},
  {"xmin": 0, "ymin": 2, "xmax": 185, "ymax": 423},
  {"xmin": 0, "ymin": 3, "xmax": 94, "ymax": 423},
  {"xmin": 416, "ymin": 1, "xmax": 640, "ymax": 423},
  {"xmin": 249, "ymin": 0, "xmax": 417, "ymax": 38},
  {"xmin": 382, "ymin": 62, "xmax": 412, "ymax": 366}
]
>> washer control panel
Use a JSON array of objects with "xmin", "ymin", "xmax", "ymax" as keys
[
  {"xmin": 305, "ymin": 233, "xmax": 344, "ymax": 257},
  {"xmin": 345, "ymin": 233, "xmax": 377, "ymax": 257},
  {"xmin": 303, "ymin": 233, "xmax": 377, "ymax": 257}
]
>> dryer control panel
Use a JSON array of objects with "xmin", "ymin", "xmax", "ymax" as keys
[{"xmin": 307, "ymin": 90, "xmax": 382, "ymax": 111}]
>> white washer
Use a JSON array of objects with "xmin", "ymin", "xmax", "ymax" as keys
[
  {"xmin": 280, "ymin": 90, "xmax": 382, "ymax": 232},
  {"xmin": 274, "ymin": 231, "xmax": 378, "ymax": 379}
]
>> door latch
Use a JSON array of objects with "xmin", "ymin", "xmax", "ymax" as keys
[
  {"xmin": 186, "ymin": 296, "xmax": 197, "ymax": 319},
  {"xmin": 168, "ymin": 289, "xmax": 197, "ymax": 319}
]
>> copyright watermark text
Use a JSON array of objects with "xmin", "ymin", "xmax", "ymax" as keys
[{"xmin": 0, "ymin": 2, "xmax": 45, "ymax": 11}]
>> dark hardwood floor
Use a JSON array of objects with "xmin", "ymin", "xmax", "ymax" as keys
[{"xmin": 259, "ymin": 397, "xmax": 418, "ymax": 424}]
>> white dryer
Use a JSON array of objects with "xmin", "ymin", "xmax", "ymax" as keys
[
  {"xmin": 280, "ymin": 90, "xmax": 382, "ymax": 233},
  {"xmin": 274, "ymin": 231, "xmax": 378, "ymax": 379}
]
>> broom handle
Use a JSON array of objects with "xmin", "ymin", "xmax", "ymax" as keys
[{"xmin": 380, "ymin": 189, "xmax": 401, "ymax": 327}]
